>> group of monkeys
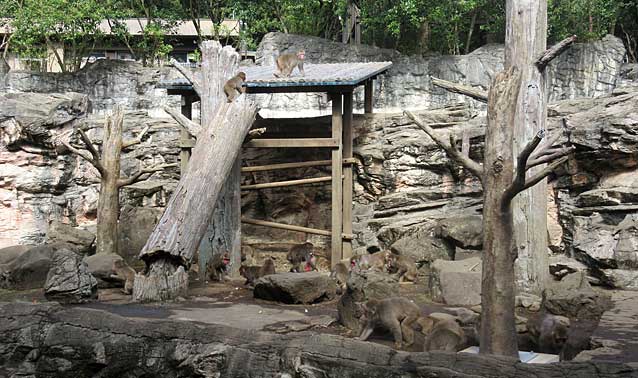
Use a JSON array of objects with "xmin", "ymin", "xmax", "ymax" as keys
[{"xmin": 223, "ymin": 50, "xmax": 306, "ymax": 102}]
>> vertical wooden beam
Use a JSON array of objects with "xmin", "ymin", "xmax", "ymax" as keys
[
  {"xmin": 342, "ymin": 92, "xmax": 354, "ymax": 261},
  {"xmin": 179, "ymin": 96, "xmax": 193, "ymax": 175},
  {"xmin": 364, "ymin": 80, "xmax": 374, "ymax": 114},
  {"xmin": 331, "ymin": 94, "xmax": 343, "ymax": 268}
]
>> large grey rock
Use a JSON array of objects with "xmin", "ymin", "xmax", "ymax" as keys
[
  {"xmin": 83, "ymin": 253, "xmax": 124, "ymax": 288},
  {"xmin": 430, "ymin": 257, "xmax": 482, "ymax": 306},
  {"xmin": 0, "ymin": 244, "xmax": 34, "ymax": 265},
  {"xmin": 117, "ymin": 206, "xmax": 163, "ymax": 266},
  {"xmin": 253, "ymin": 272, "xmax": 336, "ymax": 304},
  {"xmin": 0, "ymin": 243, "xmax": 71, "ymax": 290},
  {"xmin": 599, "ymin": 269, "xmax": 638, "ymax": 291},
  {"xmin": 337, "ymin": 270, "xmax": 399, "ymax": 332},
  {"xmin": 389, "ymin": 225, "xmax": 454, "ymax": 263},
  {"xmin": 435, "ymin": 215, "xmax": 483, "ymax": 250},
  {"xmin": 44, "ymin": 248, "xmax": 97, "ymax": 303},
  {"xmin": 542, "ymin": 272, "xmax": 612, "ymax": 321},
  {"xmin": 46, "ymin": 220, "xmax": 95, "ymax": 254}
]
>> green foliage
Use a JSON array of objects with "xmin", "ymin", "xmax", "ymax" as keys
[{"xmin": 548, "ymin": 0, "xmax": 618, "ymax": 42}]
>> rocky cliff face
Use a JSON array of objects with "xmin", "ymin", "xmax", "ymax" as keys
[{"xmin": 0, "ymin": 35, "xmax": 636, "ymax": 289}]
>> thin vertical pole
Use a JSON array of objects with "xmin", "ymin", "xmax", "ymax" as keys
[
  {"xmin": 331, "ymin": 94, "xmax": 343, "ymax": 267},
  {"xmin": 364, "ymin": 80, "xmax": 374, "ymax": 113},
  {"xmin": 179, "ymin": 96, "xmax": 193, "ymax": 175},
  {"xmin": 342, "ymin": 92, "xmax": 354, "ymax": 261}
]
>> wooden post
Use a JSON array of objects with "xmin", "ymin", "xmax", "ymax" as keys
[
  {"xmin": 342, "ymin": 92, "xmax": 354, "ymax": 261},
  {"xmin": 331, "ymin": 94, "xmax": 343, "ymax": 268},
  {"xmin": 364, "ymin": 80, "xmax": 373, "ymax": 114},
  {"xmin": 179, "ymin": 96, "xmax": 194, "ymax": 175}
]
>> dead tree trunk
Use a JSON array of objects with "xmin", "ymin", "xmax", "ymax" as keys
[
  {"xmin": 133, "ymin": 42, "xmax": 257, "ymax": 302},
  {"xmin": 60, "ymin": 108, "xmax": 167, "ymax": 256},
  {"xmin": 506, "ymin": 0, "xmax": 549, "ymax": 294}
]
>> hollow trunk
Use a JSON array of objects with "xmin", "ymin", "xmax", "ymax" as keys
[
  {"xmin": 506, "ymin": 0, "xmax": 549, "ymax": 294},
  {"xmin": 134, "ymin": 42, "xmax": 256, "ymax": 302},
  {"xmin": 480, "ymin": 68, "xmax": 522, "ymax": 358},
  {"xmin": 95, "ymin": 110, "xmax": 124, "ymax": 255}
]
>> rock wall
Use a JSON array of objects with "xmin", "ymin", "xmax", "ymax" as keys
[{"xmin": 0, "ymin": 35, "xmax": 636, "ymax": 289}]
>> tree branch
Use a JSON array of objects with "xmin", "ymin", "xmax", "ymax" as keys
[
  {"xmin": 170, "ymin": 59, "xmax": 203, "ymax": 96},
  {"xmin": 163, "ymin": 105, "xmax": 202, "ymax": 137},
  {"xmin": 502, "ymin": 130, "xmax": 545, "ymax": 203},
  {"xmin": 72, "ymin": 129, "xmax": 106, "ymax": 176},
  {"xmin": 520, "ymin": 156, "xmax": 569, "ymax": 193},
  {"xmin": 117, "ymin": 163, "xmax": 178, "ymax": 188},
  {"xmin": 527, "ymin": 146, "xmax": 574, "ymax": 168},
  {"xmin": 430, "ymin": 77, "xmax": 488, "ymax": 103},
  {"xmin": 122, "ymin": 125, "xmax": 151, "ymax": 149},
  {"xmin": 405, "ymin": 110, "xmax": 484, "ymax": 180},
  {"xmin": 535, "ymin": 35, "xmax": 577, "ymax": 72}
]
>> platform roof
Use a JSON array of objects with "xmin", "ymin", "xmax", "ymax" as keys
[{"xmin": 160, "ymin": 61, "xmax": 393, "ymax": 95}]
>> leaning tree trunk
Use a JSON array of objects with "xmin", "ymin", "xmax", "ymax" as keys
[
  {"xmin": 507, "ymin": 0, "xmax": 550, "ymax": 294},
  {"xmin": 480, "ymin": 68, "xmax": 523, "ymax": 357},
  {"xmin": 133, "ymin": 42, "xmax": 257, "ymax": 302},
  {"xmin": 95, "ymin": 112, "xmax": 123, "ymax": 255}
]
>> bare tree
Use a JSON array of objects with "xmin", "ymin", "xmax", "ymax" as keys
[{"xmin": 60, "ymin": 108, "xmax": 175, "ymax": 256}]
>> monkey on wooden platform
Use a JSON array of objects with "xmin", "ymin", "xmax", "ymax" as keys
[
  {"xmin": 273, "ymin": 50, "xmax": 305, "ymax": 78},
  {"xmin": 224, "ymin": 72, "xmax": 246, "ymax": 102},
  {"xmin": 356, "ymin": 297, "xmax": 420, "ymax": 350}
]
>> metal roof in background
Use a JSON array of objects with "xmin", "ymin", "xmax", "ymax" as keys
[{"xmin": 160, "ymin": 61, "xmax": 393, "ymax": 94}]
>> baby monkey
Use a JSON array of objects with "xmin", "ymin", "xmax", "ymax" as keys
[
  {"xmin": 273, "ymin": 50, "xmax": 305, "ymax": 78},
  {"xmin": 330, "ymin": 260, "xmax": 350, "ymax": 294},
  {"xmin": 223, "ymin": 72, "xmax": 246, "ymax": 102},
  {"xmin": 357, "ymin": 297, "xmax": 420, "ymax": 349},
  {"xmin": 385, "ymin": 252, "xmax": 417, "ymax": 283},
  {"xmin": 110, "ymin": 259, "xmax": 136, "ymax": 295},
  {"xmin": 240, "ymin": 258, "xmax": 276, "ymax": 287},
  {"xmin": 350, "ymin": 251, "xmax": 387, "ymax": 272},
  {"xmin": 418, "ymin": 313, "xmax": 467, "ymax": 352}
]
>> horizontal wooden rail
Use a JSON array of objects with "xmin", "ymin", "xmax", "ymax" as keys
[
  {"xmin": 240, "ymin": 176, "xmax": 332, "ymax": 190},
  {"xmin": 243, "ymin": 138, "xmax": 339, "ymax": 148},
  {"xmin": 241, "ymin": 158, "xmax": 357, "ymax": 173},
  {"xmin": 241, "ymin": 217, "xmax": 354, "ymax": 240}
]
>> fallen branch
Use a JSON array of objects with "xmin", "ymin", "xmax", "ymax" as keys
[
  {"xmin": 535, "ymin": 35, "xmax": 577, "ymax": 71},
  {"xmin": 405, "ymin": 110, "xmax": 483, "ymax": 180},
  {"xmin": 122, "ymin": 125, "xmax": 151, "ymax": 149},
  {"xmin": 163, "ymin": 105, "xmax": 202, "ymax": 137},
  {"xmin": 431, "ymin": 77, "xmax": 488, "ymax": 103}
]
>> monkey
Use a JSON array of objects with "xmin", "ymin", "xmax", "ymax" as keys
[
  {"xmin": 239, "ymin": 258, "xmax": 276, "ymax": 287},
  {"xmin": 206, "ymin": 252, "xmax": 231, "ymax": 282},
  {"xmin": 385, "ymin": 252, "xmax": 417, "ymax": 283},
  {"xmin": 286, "ymin": 242, "xmax": 317, "ymax": 272},
  {"xmin": 110, "ymin": 259, "xmax": 136, "ymax": 295},
  {"xmin": 223, "ymin": 72, "xmax": 246, "ymax": 102},
  {"xmin": 273, "ymin": 50, "xmax": 305, "ymax": 78},
  {"xmin": 356, "ymin": 297, "xmax": 420, "ymax": 349},
  {"xmin": 418, "ymin": 314, "xmax": 467, "ymax": 352},
  {"xmin": 528, "ymin": 313, "xmax": 570, "ymax": 355},
  {"xmin": 350, "ymin": 251, "xmax": 387, "ymax": 272},
  {"xmin": 330, "ymin": 261, "xmax": 350, "ymax": 294}
]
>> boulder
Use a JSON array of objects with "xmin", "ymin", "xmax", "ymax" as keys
[
  {"xmin": 0, "ymin": 243, "xmax": 71, "ymax": 290},
  {"xmin": 83, "ymin": 253, "xmax": 124, "ymax": 288},
  {"xmin": 118, "ymin": 206, "xmax": 163, "ymax": 266},
  {"xmin": 390, "ymin": 226, "xmax": 454, "ymax": 263},
  {"xmin": 46, "ymin": 221, "xmax": 96, "ymax": 254},
  {"xmin": 253, "ymin": 272, "xmax": 336, "ymax": 304},
  {"xmin": 337, "ymin": 270, "xmax": 399, "ymax": 332},
  {"xmin": 430, "ymin": 257, "xmax": 482, "ymax": 306},
  {"xmin": 435, "ymin": 215, "xmax": 483, "ymax": 250},
  {"xmin": 515, "ymin": 293, "xmax": 542, "ymax": 312},
  {"xmin": 446, "ymin": 307, "xmax": 480, "ymax": 326},
  {"xmin": 0, "ymin": 244, "xmax": 34, "ymax": 265},
  {"xmin": 44, "ymin": 249, "xmax": 98, "ymax": 304},
  {"xmin": 542, "ymin": 272, "xmax": 612, "ymax": 321},
  {"xmin": 599, "ymin": 269, "xmax": 638, "ymax": 291}
]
